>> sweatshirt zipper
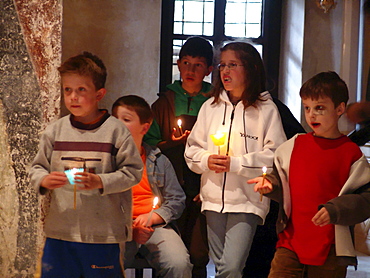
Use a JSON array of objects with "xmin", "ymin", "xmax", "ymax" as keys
[{"xmin": 220, "ymin": 103, "xmax": 236, "ymax": 213}]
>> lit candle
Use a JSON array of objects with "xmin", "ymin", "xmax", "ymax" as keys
[
  {"xmin": 145, "ymin": 196, "xmax": 159, "ymax": 227},
  {"xmin": 177, "ymin": 119, "xmax": 183, "ymax": 135},
  {"xmin": 65, "ymin": 167, "xmax": 84, "ymax": 209},
  {"xmin": 210, "ymin": 131, "xmax": 227, "ymax": 154},
  {"xmin": 260, "ymin": 166, "xmax": 267, "ymax": 202}
]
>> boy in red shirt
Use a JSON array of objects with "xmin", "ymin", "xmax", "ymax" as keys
[{"xmin": 248, "ymin": 71, "xmax": 370, "ymax": 277}]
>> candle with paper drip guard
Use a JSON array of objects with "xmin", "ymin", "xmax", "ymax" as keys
[
  {"xmin": 65, "ymin": 167, "xmax": 84, "ymax": 209},
  {"xmin": 145, "ymin": 196, "xmax": 159, "ymax": 227},
  {"xmin": 260, "ymin": 166, "xmax": 267, "ymax": 202},
  {"xmin": 210, "ymin": 131, "xmax": 227, "ymax": 154},
  {"xmin": 177, "ymin": 119, "xmax": 183, "ymax": 135},
  {"xmin": 62, "ymin": 156, "xmax": 99, "ymax": 209}
]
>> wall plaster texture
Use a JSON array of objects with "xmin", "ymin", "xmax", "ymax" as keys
[
  {"xmin": 0, "ymin": 0, "xmax": 61, "ymax": 276},
  {"xmin": 61, "ymin": 0, "xmax": 161, "ymax": 113}
]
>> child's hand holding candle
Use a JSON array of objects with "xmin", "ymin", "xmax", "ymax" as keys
[
  {"xmin": 172, "ymin": 119, "xmax": 192, "ymax": 142},
  {"xmin": 246, "ymin": 166, "xmax": 273, "ymax": 201}
]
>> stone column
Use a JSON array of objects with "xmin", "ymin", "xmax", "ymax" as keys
[{"xmin": 0, "ymin": 0, "xmax": 61, "ymax": 276}]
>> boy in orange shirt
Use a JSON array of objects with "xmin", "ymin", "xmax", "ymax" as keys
[{"xmin": 112, "ymin": 95, "xmax": 192, "ymax": 278}]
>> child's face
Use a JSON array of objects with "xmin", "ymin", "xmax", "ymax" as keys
[
  {"xmin": 114, "ymin": 105, "xmax": 149, "ymax": 142},
  {"xmin": 219, "ymin": 50, "xmax": 247, "ymax": 98},
  {"xmin": 62, "ymin": 73, "xmax": 106, "ymax": 123},
  {"xmin": 177, "ymin": 55, "xmax": 212, "ymax": 93},
  {"xmin": 302, "ymin": 96, "xmax": 345, "ymax": 138}
]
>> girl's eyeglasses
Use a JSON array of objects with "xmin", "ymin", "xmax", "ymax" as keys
[{"xmin": 217, "ymin": 63, "xmax": 244, "ymax": 71}]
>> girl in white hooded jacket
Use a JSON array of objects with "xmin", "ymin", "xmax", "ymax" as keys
[{"xmin": 185, "ymin": 42, "xmax": 286, "ymax": 278}]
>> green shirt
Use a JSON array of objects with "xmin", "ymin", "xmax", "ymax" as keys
[
  {"xmin": 169, "ymin": 80, "xmax": 211, "ymax": 116},
  {"xmin": 144, "ymin": 80, "xmax": 212, "ymax": 146}
]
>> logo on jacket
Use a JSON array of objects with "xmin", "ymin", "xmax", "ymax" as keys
[{"xmin": 240, "ymin": 132, "xmax": 258, "ymax": 141}]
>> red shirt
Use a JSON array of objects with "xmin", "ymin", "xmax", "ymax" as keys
[{"xmin": 277, "ymin": 132, "xmax": 362, "ymax": 265}]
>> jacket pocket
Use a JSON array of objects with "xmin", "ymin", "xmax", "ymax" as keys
[{"xmin": 153, "ymin": 172, "xmax": 165, "ymax": 188}]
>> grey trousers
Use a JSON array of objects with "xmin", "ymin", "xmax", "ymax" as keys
[
  {"xmin": 205, "ymin": 210, "xmax": 261, "ymax": 278},
  {"xmin": 122, "ymin": 226, "xmax": 192, "ymax": 278}
]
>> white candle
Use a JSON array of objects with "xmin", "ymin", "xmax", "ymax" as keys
[
  {"xmin": 65, "ymin": 167, "xmax": 84, "ymax": 209},
  {"xmin": 146, "ymin": 196, "xmax": 159, "ymax": 227},
  {"xmin": 260, "ymin": 166, "xmax": 267, "ymax": 201},
  {"xmin": 210, "ymin": 131, "xmax": 227, "ymax": 155},
  {"xmin": 177, "ymin": 119, "xmax": 183, "ymax": 135}
]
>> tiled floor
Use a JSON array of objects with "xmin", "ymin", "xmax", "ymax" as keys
[
  {"xmin": 125, "ymin": 252, "xmax": 370, "ymax": 278},
  {"xmin": 347, "ymin": 252, "xmax": 370, "ymax": 278}
]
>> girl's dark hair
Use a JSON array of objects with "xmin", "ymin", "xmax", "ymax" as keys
[
  {"xmin": 58, "ymin": 51, "xmax": 107, "ymax": 90},
  {"xmin": 112, "ymin": 95, "xmax": 153, "ymax": 124},
  {"xmin": 212, "ymin": 42, "xmax": 266, "ymax": 108},
  {"xmin": 299, "ymin": 71, "xmax": 349, "ymax": 108}
]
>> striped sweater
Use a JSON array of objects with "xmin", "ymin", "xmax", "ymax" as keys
[{"xmin": 30, "ymin": 112, "xmax": 143, "ymax": 243}]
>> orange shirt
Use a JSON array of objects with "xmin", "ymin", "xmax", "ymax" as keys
[{"xmin": 132, "ymin": 147, "xmax": 154, "ymax": 219}]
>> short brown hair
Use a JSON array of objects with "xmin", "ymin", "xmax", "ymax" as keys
[
  {"xmin": 58, "ymin": 51, "xmax": 107, "ymax": 90},
  {"xmin": 112, "ymin": 95, "xmax": 153, "ymax": 125},
  {"xmin": 299, "ymin": 71, "xmax": 349, "ymax": 108},
  {"xmin": 179, "ymin": 36, "xmax": 214, "ymax": 67}
]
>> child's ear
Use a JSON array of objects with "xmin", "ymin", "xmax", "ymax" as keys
[
  {"xmin": 206, "ymin": 65, "xmax": 214, "ymax": 76},
  {"xmin": 141, "ymin": 122, "xmax": 151, "ymax": 135},
  {"xmin": 337, "ymin": 102, "xmax": 346, "ymax": 116},
  {"xmin": 96, "ymin": 88, "xmax": 106, "ymax": 101},
  {"xmin": 176, "ymin": 59, "xmax": 181, "ymax": 71}
]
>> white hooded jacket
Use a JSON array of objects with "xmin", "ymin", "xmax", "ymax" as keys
[{"xmin": 185, "ymin": 90, "xmax": 286, "ymax": 222}]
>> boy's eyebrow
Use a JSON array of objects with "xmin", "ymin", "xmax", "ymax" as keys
[
  {"xmin": 314, "ymin": 101, "xmax": 329, "ymax": 105},
  {"xmin": 124, "ymin": 110, "xmax": 136, "ymax": 117},
  {"xmin": 302, "ymin": 98, "xmax": 329, "ymax": 103}
]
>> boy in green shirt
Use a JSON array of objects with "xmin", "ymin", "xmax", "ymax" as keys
[{"xmin": 144, "ymin": 36, "xmax": 213, "ymax": 278}]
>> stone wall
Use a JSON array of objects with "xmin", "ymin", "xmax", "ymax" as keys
[
  {"xmin": 0, "ymin": 0, "xmax": 367, "ymax": 276},
  {"xmin": 279, "ymin": 0, "xmax": 363, "ymax": 133},
  {"xmin": 0, "ymin": 0, "xmax": 61, "ymax": 276},
  {"xmin": 1, "ymin": 1, "xmax": 161, "ymax": 276},
  {"xmin": 61, "ymin": 0, "xmax": 161, "ymax": 111}
]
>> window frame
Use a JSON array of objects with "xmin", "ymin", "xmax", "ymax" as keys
[{"xmin": 160, "ymin": 0, "xmax": 282, "ymax": 98}]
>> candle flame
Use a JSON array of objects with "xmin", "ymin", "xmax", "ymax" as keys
[
  {"xmin": 153, "ymin": 196, "xmax": 159, "ymax": 208},
  {"xmin": 65, "ymin": 168, "xmax": 84, "ymax": 185},
  {"xmin": 262, "ymin": 166, "xmax": 267, "ymax": 174},
  {"xmin": 210, "ymin": 131, "xmax": 227, "ymax": 146},
  {"xmin": 177, "ymin": 119, "xmax": 182, "ymax": 127}
]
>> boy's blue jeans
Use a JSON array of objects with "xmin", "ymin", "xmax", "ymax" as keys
[
  {"xmin": 41, "ymin": 238, "xmax": 123, "ymax": 278},
  {"xmin": 269, "ymin": 246, "xmax": 347, "ymax": 278}
]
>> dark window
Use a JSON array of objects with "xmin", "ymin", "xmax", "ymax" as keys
[{"xmin": 160, "ymin": 0, "xmax": 282, "ymax": 97}]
